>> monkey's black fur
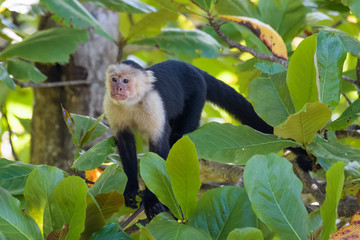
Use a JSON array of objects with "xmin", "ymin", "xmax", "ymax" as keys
[{"xmin": 113, "ymin": 60, "xmax": 287, "ymax": 219}]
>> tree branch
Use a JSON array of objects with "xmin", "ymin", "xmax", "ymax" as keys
[
  {"xmin": 208, "ymin": 16, "xmax": 289, "ymax": 67},
  {"xmin": 13, "ymin": 79, "xmax": 103, "ymax": 88}
]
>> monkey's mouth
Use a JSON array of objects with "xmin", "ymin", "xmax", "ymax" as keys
[{"xmin": 111, "ymin": 93, "xmax": 127, "ymax": 101}]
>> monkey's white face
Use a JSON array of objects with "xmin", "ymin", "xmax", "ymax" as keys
[{"xmin": 105, "ymin": 64, "xmax": 155, "ymax": 106}]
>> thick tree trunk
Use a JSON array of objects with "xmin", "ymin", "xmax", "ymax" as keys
[{"xmin": 30, "ymin": 4, "xmax": 118, "ymax": 172}]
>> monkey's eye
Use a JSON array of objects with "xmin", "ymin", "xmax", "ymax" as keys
[
  {"xmin": 123, "ymin": 79, "xmax": 129, "ymax": 83},
  {"xmin": 111, "ymin": 77, "xmax": 117, "ymax": 82}
]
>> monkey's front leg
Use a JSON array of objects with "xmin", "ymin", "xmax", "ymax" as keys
[{"xmin": 115, "ymin": 129, "xmax": 139, "ymax": 209}]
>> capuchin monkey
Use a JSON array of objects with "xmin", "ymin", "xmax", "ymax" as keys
[{"xmin": 103, "ymin": 60, "xmax": 273, "ymax": 219}]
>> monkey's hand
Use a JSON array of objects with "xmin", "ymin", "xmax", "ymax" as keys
[
  {"xmin": 143, "ymin": 188, "xmax": 167, "ymax": 219},
  {"xmin": 124, "ymin": 185, "xmax": 139, "ymax": 209}
]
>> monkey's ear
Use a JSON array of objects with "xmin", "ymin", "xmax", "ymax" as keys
[
  {"xmin": 146, "ymin": 70, "xmax": 156, "ymax": 83},
  {"xmin": 106, "ymin": 65, "xmax": 117, "ymax": 76}
]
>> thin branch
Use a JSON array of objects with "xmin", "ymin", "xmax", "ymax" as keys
[
  {"xmin": 208, "ymin": 16, "xmax": 289, "ymax": 67},
  {"xmin": 293, "ymin": 161, "xmax": 325, "ymax": 205},
  {"xmin": 13, "ymin": 79, "xmax": 103, "ymax": 88},
  {"xmin": 3, "ymin": 112, "xmax": 20, "ymax": 161}
]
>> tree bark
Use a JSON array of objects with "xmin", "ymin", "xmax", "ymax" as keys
[{"xmin": 30, "ymin": 4, "xmax": 118, "ymax": 172}]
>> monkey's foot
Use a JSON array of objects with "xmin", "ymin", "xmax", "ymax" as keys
[
  {"xmin": 144, "ymin": 200, "xmax": 167, "ymax": 220},
  {"xmin": 124, "ymin": 189, "xmax": 138, "ymax": 209}
]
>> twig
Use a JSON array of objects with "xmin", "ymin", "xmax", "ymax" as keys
[
  {"xmin": 208, "ymin": 16, "xmax": 289, "ymax": 67},
  {"xmin": 13, "ymin": 79, "xmax": 103, "ymax": 88},
  {"xmin": 3, "ymin": 112, "xmax": 20, "ymax": 161},
  {"xmin": 120, "ymin": 204, "xmax": 145, "ymax": 229}
]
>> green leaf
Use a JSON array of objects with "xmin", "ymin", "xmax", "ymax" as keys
[
  {"xmin": 214, "ymin": 0, "xmax": 259, "ymax": 17},
  {"xmin": 316, "ymin": 31, "xmax": 347, "ymax": 109},
  {"xmin": 254, "ymin": 62, "xmax": 287, "ymax": 75},
  {"xmin": 342, "ymin": 0, "xmax": 360, "ymax": 22},
  {"xmin": 318, "ymin": 27, "xmax": 360, "ymax": 57},
  {"xmin": 249, "ymin": 71, "xmax": 295, "ymax": 126},
  {"xmin": 90, "ymin": 223, "xmax": 132, "ymax": 240},
  {"xmin": 89, "ymin": 164, "xmax": 127, "ymax": 196},
  {"xmin": 187, "ymin": 123, "xmax": 299, "ymax": 165},
  {"xmin": 72, "ymin": 137, "xmax": 116, "ymax": 171},
  {"xmin": 85, "ymin": 0, "xmax": 156, "ymax": 13},
  {"xmin": 307, "ymin": 142, "xmax": 360, "ymax": 168},
  {"xmin": 81, "ymin": 193, "xmax": 106, "ymax": 240},
  {"xmin": 24, "ymin": 166, "xmax": 65, "ymax": 235},
  {"xmin": 287, "ymin": 34, "xmax": 318, "ymax": 112},
  {"xmin": 152, "ymin": 0, "xmax": 193, "ymax": 13},
  {"xmin": 0, "ymin": 28, "xmax": 89, "ymax": 63},
  {"xmin": 139, "ymin": 152, "xmax": 182, "ymax": 219},
  {"xmin": 50, "ymin": 176, "xmax": 88, "ymax": 240},
  {"xmin": 192, "ymin": 0, "xmax": 212, "ymax": 10},
  {"xmin": 7, "ymin": 59, "xmax": 46, "ymax": 83},
  {"xmin": 166, "ymin": 137, "xmax": 200, "ymax": 220},
  {"xmin": 243, "ymin": 154, "xmax": 308, "ymax": 240},
  {"xmin": 320, "ymin": 162, "xmax": 345, "ymax": 240},
  {"xmin": 308, "ymin": 210, "xmax": 322, "ymax": 235},
  {"xmin": 0, "ymin": 64, "xmax": 15, "ymax": 90},
  {"xmin": 327, "ymin": 98, "xmax": 360, "ymax": 130},
  {"xmin": 0, "ymin": 187, "xmax": 42, "ymax": 240},
  {"xmin": 227, "ymin": 228, "xmax": 264, "ymax": 240},
  {"xmin": 71, "ymin": 113, "xmax": 108, "ymax": 147},
  {"xmin": 0, "ymin": 158, "xmax": 41, "ymax": 195},
  {"xmin": 274, "ymin": 102, "xmax": 332, "ymax": 144},
  {"xmin": 258, "ymin": 0, "xmax": 307, "ymax": 43},
  {"xmin": 133, "ymin": 28, "xmax": 220, "ymax": 60},
  {"xmin": 127, "ymin": 8, "xmax": 178, "ymax": 40},
  {"xmin": 95, "ymin": 190, "xmax": 124, "ymax": 221},
  {"xmin": 145, "ymin": 217, "xmax": 212, "ymax": 239},
  {"xmin": 188, "ymin": 186, "xmax": 257, "ymax": 239},
  {"xmin": 40, "ymin": 0, "xmax": 112, "ymax": 40}
]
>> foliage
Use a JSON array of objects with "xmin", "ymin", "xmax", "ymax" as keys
[{"xmin": 0, "ymin": 0, "xmax": 360, "ymax": 239}]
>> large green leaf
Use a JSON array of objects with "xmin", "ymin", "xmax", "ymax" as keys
[
  {"xmin": 0, "ymin": 28, "xmax": 89, "ymax": 63},
  {"xmin": 258, "ymin": 0, "xmax": 307, "ymax": 43},
  {"xmin": 166, "ymin": 137, "xmax": 200, "ymax": 220},
  {"xmin": 85, "ymin": 0, "xmax": 156, "ymax": 13},
  {"xmin": 0, "ymin": 187, "xmax": 42, "ymax": 240},
  {"xmin": 244, "ymin": 154, "xmax": 308, "ymax": 240},
  {"xmin": 90, "ymin": 223, "xmax": 132, "ymax": 240},
  {"xmin": 192, "ymin": 0, "xmax": 212, "ymax": 10},
  {"xmin": 316, "ymin": 31, "xmax": 347, "ymax": 109},
  {"xmin": 133, "ymin": 29, "xmax": 220, "ymax": 59},
  {"xmin": 24, "ymin": 166, "xmax": 65, "ymax": 235},
  {"xmin": 50, "ymin": 176, "xmax": 88, "ymax": 240},
  {"xmin": 249, "ymin": 71, "xmax": 295, "ymax": 126},
  {"xmin": 188, "ymin": 186, "xmax": 257, "ymax": 239},
  {"xmin": 327, "ymin": 98, "xmax": 360, "ymax": 130},
  {"xmin": 6, "ymin": 59, "xmax": 47, "ymax": 83},
  {"xmin": 40, "ymin": 0, "xmax": 111, "ymax": 40},
  {"xmin": 320, "ymin": 162, "xmax": 345, "ymax": 240},
  {"xmin": 317, "ymin": 27, "xmax": 360, "ymax": 57},
  {"xmin": 214, "ymin": 0, "xmax": 259, "ymax": 17},
  {"xmin": 139, "ymin": 153, "xmax": 182, "ymax": 219},
  {"xmin": 187, "ymin": 123, "xmax": 299, "ymax": 165},
  {"xmin": 72, "ymin": 137, "xmax": 116, "ymax": 171},
  {"xmin": 227, "ymin": 228, "xmax": 264, "ymax": 240},
  {"xmin": 89, "ymin": 164, "xmax": 127, "ymax": 196},
  {"xmin": 0, "ymin": 158, "xmax": 41, "ymax": 195},
  {"xmin": 307, "ymin": 142, "xmax": 360, "ymax": 168},
  {"xmin": 127, "ymin": 8, "xmax": 178, "ymax": 40},
  {"xmin": 274, "ymin": 102, "xmax": 332, "ymax": 144},
  {"xmin": 287, "ymin": 34, "xmax": 318, "ymax": 112},
  {"xmin": 0, "ymin": 64, "xmax": 15, "ymax": 90},
  {"xmin": 145, "ymin": 217, "xmax": 212, "ymax": 239}
]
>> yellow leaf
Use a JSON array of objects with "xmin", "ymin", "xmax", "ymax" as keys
[
  {"xmin": 330, "ymin": 210, "xmax": 360, "ymax": 239},
  {"xmin": 274, "ymin": 102, "xmax": 331, "ymax": 144},
  {"xmin": 218, "ymin": 15, "xmax": 288, "ymax": 60}
]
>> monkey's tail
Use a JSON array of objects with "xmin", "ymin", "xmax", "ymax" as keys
[{"xmin": 203, "ymin": 72, "xmax": 273, "ymax": 134}]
